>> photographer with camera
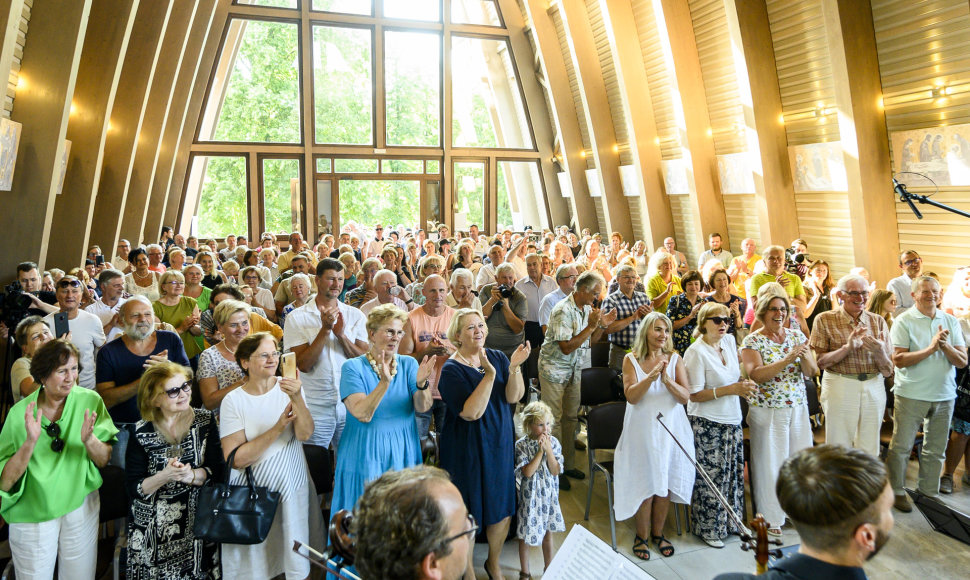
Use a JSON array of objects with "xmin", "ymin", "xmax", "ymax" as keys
[
  {"xmin": 11, "ymin": 262, "xmax": 59, "ymax": 317},
  {"xmin": 480, "ymin": 263, "xmax": 528, "ymax": 360},
  {"xmin": 785, "ymin": 238, "xmax": 811, "ymax": 281}
]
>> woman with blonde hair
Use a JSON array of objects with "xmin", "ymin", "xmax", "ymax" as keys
[
  {"xmin": 197, "ymin": 300, "xmax": 251, "ymax": 411},
  {"xmin": 153, "ymin": 270, "xmax": 203, "ymax": 360},
  {"xmin": 125, "ymin": 362, "xmax": 225, "ymax": 578},
  {"xmin": 645, "ymin": 252, "xmax": 682, "ymax": 314},
  {"xmin": 866, "ymin": 289, "xmax": 897, "ymax": 329},
  {"xmin": 330, "ymin": 304, "xmax": 435, "ymax": 522},
  {"xmin": 195, "ymin": 252, "xmax": 227, "ymax": 290},
  {"xmin": 614, "ymin": 312, "xmax": 694, "ymax": 560}
]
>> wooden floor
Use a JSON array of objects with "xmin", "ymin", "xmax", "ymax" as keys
[{"xmin": 474, "ymin": 433, "xmax": 970, "ymax": 580}]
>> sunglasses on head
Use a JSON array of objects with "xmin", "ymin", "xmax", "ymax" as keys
[
  {"xmin": 46, "ymin": 421, "xmax": 65, "ymax": 453},
  {"xmin": 57, "ymin": 278, "xmax": 82, "ymax": 289},
  {"xmin": 709, "ymin": 316, "xmax": 731, "ymax": 325},
  {"xmin": 164, "ymin": 381, "xmax": 192, "ymax": 399}
]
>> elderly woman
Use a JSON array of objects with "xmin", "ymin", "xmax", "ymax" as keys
[
  {"xmin": 0, "ymin": 340, "xmax": 117, "ymax": 578},
  {"xmin": 182, "ymin": 264, "xmax": 211, "ymax": 312},
  {"xmin": 197, "ymin": 300, "xmax": 251, "ymax": 411},
  {"xmin": 645, "ymin": 252, "xmax": 682, "ymax": 314},
  {"xmin": 447, "ymin": 268, "xmax": 482, "ymax": 312},
  {"xmin": 345, "ymin": 257, "xmax": 381, "ymax": 308},
  {"xmin": 280, "ymin": 273, "xmax": 312, "ymax": 326},
  {"xmin": 439, "ymin": 309, "xmax": 530, "ymax": 580},
  {"xmin": 631, "ymin": 241, "xmax": 649, "ymax": 277},
  {"xmin": 382, "ymin": 246, "xmax": 413, "ymax": 289},
  {"xmin": 195, "ymin": 252, "xmax": 227, "ymax": 290},
  {"xmin": 407, "ymin": 255, "xmax": 446, "ymax": 306},
  {"xmin": 338, "ymin": 251, "xmax": 359, "ymax": 301},
  {"xmin": 221, "ymin": 260, "xmax": 240, "ymax": 285},
  {"xmin": 258, "ymin": 247, "xmax": 279, "ymax": 284},
  {"xmin": 405, "ymin": 242, "xmax": 420, "ymax": 279},
  {"xmin": 167, "ymin": 248, "xmax": 187, "ymax": 271},
  {"xmin": 741, "ymin": 292, "xmax": 818, "ymax": 536},
  {"xmin": 241, "ymin": 266, "xmax": 278, "ymax": 323},
  {"xmin": 219, "ymin": 332, "xmax": 315, "ymax": 580},
  {"xmin": 451, "ymin": 241, "xmax": 480, "ymax": 278},
  {"xmin": 867, "ymin": 289, "xmax": 897, "ymax": 329},
  {"xmin": 153, "ymin": 270, "xmax": 203, "ymax": 361},
  {"xmin": 331, "ymin": 305, "xmax": 436, "ymax": 519},
  {"xmin": 683, "ymin": 303, "xmax": 757, "ymax": 547},
  {"xmin": 668, "ymin": 270, "xmax": 704, "ymax": 356},
  {"xmin": 10, "ymin": 316, "xmax": 54, "ymax": 402},
  {"xmin": 125, "ymin": 247, "xmax": 162, "ymax": 302},
  {"xmin": 125, "ymin": 362, "xmax": 225, "ymax": 579},
  {"xmin": 705, "ymin": 269, "xmax": 745, "ymax": 337},
  {"xmin": 614, "ymin": 313, "xmax": 694, "ymax": 561}
]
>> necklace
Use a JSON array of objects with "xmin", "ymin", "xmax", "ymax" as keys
[
  {"xmin": 456, "ymin": 350, "xmax": 485, "ymax": 374},
  {"xmin": 133, "ymin": 269, "xmax": 152, "ymax": 280},
  {"xmin": 219, "ymin": 341, "xmax": 236, "ymax": 355},
  {"xmin": 365, "ymin": 351, "xmax": 397, "ymax": 381}
]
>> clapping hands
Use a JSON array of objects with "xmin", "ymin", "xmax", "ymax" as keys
[{"xmin": 509, "ymin": 342, "xmax": 532, "ymax": 368}]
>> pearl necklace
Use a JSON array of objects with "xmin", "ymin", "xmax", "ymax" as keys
[
  {"xmin": 456, "ymin": 350, "xmax": 486, "ymax": 375},
  {"xmin": 365, "ymin": 351, "xmax": 397, "ymax": 381}
]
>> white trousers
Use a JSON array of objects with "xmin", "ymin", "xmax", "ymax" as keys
[
  {"xmin": 746, "ymin": 405, "xmax": 812, "ymax": 528},
  {"xmin": 8, "ymin": 490, "xmax": 100, "ymax": 580},
  {"xmin": 820, "ymin": 373, "xmax": 886, "ymax": 456}
]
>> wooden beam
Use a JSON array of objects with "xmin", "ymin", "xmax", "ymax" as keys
[
  {"xmin": 521, "ymin": 0, "xmax": 597, "ymax": 233},
  {"xmin": 558, "ymin": 0, "xmax": 632, "ymax": 241},
  {"xmin": 89, "ymin": 1, "xmax": 173, "ymax": 255},
  {"xmin": 821, "ymin": 0, "xmax": 898, "ymax": 284},
  {"xmin": 601, "ymin": 0, "xmax": 673, "ymax": 250},
  {"xmin": 1, "ymin": 0, "xmax": 92, "ymax": 276},
  {"xmin": 724, "ymin": 0, "xmax": 797, "ymax": 248},
  {"xmin": 118, "ymin": 0, "xmax": 199, "ymax": 246},
  {"xmin": 497, "ymin": 0, "xmax": 567, "ymax": 229},
  {"xmin": 658, "ymin": 0, "xmax": 729, "ymax": 253},
  {"xmin": 0, "ymin": 0, "xmax": 26, "ymax": 113},
  {"xmin": 142, "ymin": 0, "xmax": 217, "ymax": 244},
  {"xmin": 47, "ymin": 0, "xmax": 139, "ymax": 271}
]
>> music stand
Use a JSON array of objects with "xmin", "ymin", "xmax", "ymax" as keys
[{"xmin": 905, "ymin": 488, "xmax": 970, "ymax": 545}]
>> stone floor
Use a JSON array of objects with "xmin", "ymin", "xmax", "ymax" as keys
[{"xmin": 473, "ymin": 434, "xmax": 970, "ymax": 580}]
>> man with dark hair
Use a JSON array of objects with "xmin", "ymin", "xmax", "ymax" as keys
[
  {"xmin": 352, "ymin": 465, "xmax": 474, "ymax": 580},
  {"xmin": 698, "ymin": 232, "xmax": 733, "ymax": 270},
  {"xmin": 283, "ymin": 258, "xmax": 368, "ymax": 449},
  {"xmin": 15, "ymin": 261, "xmax": 58, "ymax": 315},
  {"xmin": 715, "ymin": 444, "xmax": 894, "ymax": 579}
]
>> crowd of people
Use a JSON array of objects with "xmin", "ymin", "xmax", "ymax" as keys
[{"xmin": 0, "ymin": 222, "xmax": 968, "ymax": 579}]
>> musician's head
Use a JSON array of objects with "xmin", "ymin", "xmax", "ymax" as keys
[
  {"xmin": 353, "ymin": 465, "xmax": 474, "ymax": 580},
  {"xmin": 776, "ymin": 444, "xmax": 894, "ymax": 564}
]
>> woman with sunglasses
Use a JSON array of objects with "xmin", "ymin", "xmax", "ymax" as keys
[
  {"xmin": 330, "ymin": 305, "xmax": 435, "ymax": 523},
  {"xmin": 219, "ymin": 332, "xmax": 315, "ymax": 580},
  {"xmin": 0, "ymin": 339, "xmax": 117, "ymax": 578},
  {"xmin": 125, "ymin": 362, "xmax": 226, "ymax": 579},
  {"xmin": 683, "ymin": 303, "xmax": 758, "ymax": 548}
]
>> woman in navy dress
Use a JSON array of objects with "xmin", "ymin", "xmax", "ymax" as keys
[{"xmin": 439, "ymin": 308, "xmax": 531, "ymax": 580}]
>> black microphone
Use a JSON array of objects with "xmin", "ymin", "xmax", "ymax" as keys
[{"xmin": 893, "ymin": 178, "xmax": 923, "ymax": 219}]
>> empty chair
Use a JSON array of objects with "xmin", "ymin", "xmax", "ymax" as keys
[
  {"xmin": 583, "ymin": 401, "xmax": 627, "ymax": 550},
  {"xmin": 580, "ymin": 367, "xmax": 621, "ymax": 408},
  {"xmin": 590, "ymin": 341, "xmax": 610, "ymax": 368}
]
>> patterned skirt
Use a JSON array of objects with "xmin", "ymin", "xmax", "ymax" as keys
[{"xmin": 689, "ymin": 415, "xmax": 744, "ymax": 539}]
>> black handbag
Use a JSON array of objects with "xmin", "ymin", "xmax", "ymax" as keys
[
  {"xmin": 193, "ymin": 446, "xmax": 281, "ymax": 545},
  {"xmin": 954, "ymin": 359, "xmax": 970, "ymax": 423}
]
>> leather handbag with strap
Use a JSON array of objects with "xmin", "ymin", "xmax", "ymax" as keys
[{"xmin": 193, "ymin": 445, "xmax": 281, "ymax": 544}]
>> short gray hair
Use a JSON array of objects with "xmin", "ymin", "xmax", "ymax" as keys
[
  {"xmin": 98, "ymin": 268, "xmax": 124, "ymax": 285},
  {"xmin": 450, "ymin": 268, "xmax": 473, "ymax": 286},
  {"xmin": 576, "ymin": 271, "xmax": 604, "ymax": 293},
  {"xmin": 495, "ymin": 262, "xmax": 517, "ymax": 279},
  {"xmin": 555, "ymin": 263, "xmax": 575, "ymax": 280},
  {"xmin": 836, "ymin": 274, "xmax": 868, "ymax": 293},
  {"xmin": 910, "ymin": 275, "xmax": 940, "ymax": 293}
]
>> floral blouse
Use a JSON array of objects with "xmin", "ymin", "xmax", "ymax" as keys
[
  {"xmin": 668, "ymin": 293, "xmax": 701, "ymax": 356},
  {"xmin": 740, "ymin": 329, "xmax": 808, "ymax": 408}
]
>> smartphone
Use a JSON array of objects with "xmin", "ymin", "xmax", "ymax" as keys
[
  {"xmin": 95, "ymin": 255, "xmax": 105, "ymax": 266},
  {"xmin": 53, "ymin": 312, "xmax": 69, "ymax": 338},
  {"xmin": 280, "ymin": 352, "xmax": 296, "ymax": 379}
]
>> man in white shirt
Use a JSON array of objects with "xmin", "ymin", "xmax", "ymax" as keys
[
  {"xmin": 366, "ymin": 223, "xmax": 386, "ymax": 259},
  {"xmin": 283, "ymin": 258, "xmax": 369, "ymax": 449},
  {"xmin": 539, "ymin": 264, "xmax": 578, "ymax": 333},
  {"xmin": 475, "ymin": 244, "xmax": 505, "ymax": 290},
  {"xmin": 361, "ymin": 269, "xmax": 414, "ymax": 315},
  {"xmin": 85, "ymin": 269, "xmax": 127, "ymax": 342},
  {"xmin": 468, "ymin": 223, "xmax": 487, "ymax": 255},
  {"xmin": 886, "ymin": 249, "xmax": 922, "ymax": 314},
  {"xmin": 112, "ymin": 239, "xmax": 132, "ymax": 272},
  {"xmin": 44, "ymin": 275, "xmax": 106, "ymax": 390},
  {"xmin": 218, "ymin": 234, "xmax": 237, "ymax": 263},
  {"xmin": 515, "ymin": 253, "xmax": 558, "ymax": 380}
]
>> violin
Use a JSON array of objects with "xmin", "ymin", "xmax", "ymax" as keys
[
  {"xmin": 656, "ymin": 412, "xmax": 782, "ymax": 574},
  {"xmin": 291, "ymin": 509, "xmax": 360, "ymax": 579}
]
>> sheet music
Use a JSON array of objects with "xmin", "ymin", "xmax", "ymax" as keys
[{"xmin": 543, "ymin": 525, "xmax": 655, "ymax": 580}]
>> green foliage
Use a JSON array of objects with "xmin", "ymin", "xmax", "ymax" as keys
[
  {"xmin": 196, "ymin": 157, "xmax": 248, "ymax": 238},
  {"xmin": 263, "ymin": 158, "xmax": 302, "ymax": 236},
  {"xmin": 454, "ymin": 162, "xmax": 485, "ymax": 228},
  {"xmin": 314, "ymin": 25, "xmax": 373, "ymax": 145},
  {"xmin": 385, "ymin": 31, "xmax": 440, "ymax": 147},
  {"xmin": 338, "ymin": 180, "xmax": 419, "ymax": 228}
]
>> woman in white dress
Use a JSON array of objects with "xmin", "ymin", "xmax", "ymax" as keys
[
  {"xmin": 219, "ymin": 332, "xmax": 315, "ymax": 580},
  {"xmin": 124, "ymin": 248, "xmax": 161, "ymax": 302},
  {"xmin": 614, "ymin": 312, "xmax": 694, "ymax": 561}
]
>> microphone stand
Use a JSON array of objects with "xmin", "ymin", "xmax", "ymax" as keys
[
  {"xmin": 292, "ymin": 541, "xmax": 362, "ymax": 580},
  {"xmin": 893, "ymin": 178, "xmax": 970, "ymax": 220}
]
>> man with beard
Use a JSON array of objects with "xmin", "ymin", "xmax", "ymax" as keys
[
  {"xmin": 95, "ymin": 295, "xmax": 190, "ymax": 466},
  {"xmin": 715, "ymin": 445, "xmax": 894, "ymax": 580}
]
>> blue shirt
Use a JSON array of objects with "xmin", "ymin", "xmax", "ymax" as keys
[{"xmin": 95, "ymin": 331, "xmax": 190, "ymax": 423}]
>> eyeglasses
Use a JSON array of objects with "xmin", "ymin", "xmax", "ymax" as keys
[
  {"xmin": 165, "ymin": 381, "xmax": 192, "ymax": 398},
  {"xmin": 57, "ymin": 278, "xmax": 82, "ymax": 289},
  {"xmin": 442, "ymin": 513, "xmax": 479, "ymax": 545},
  {"xmin": 902, "ymin": 257, "xmax": 922, "ymax": 267},
  {"xmin": 709, "ymin": 316, "xmax": 731, "ymax": 325},
  {"xmin": 767, "ymin": 307, "xmax": 789, "ymax": 313},
  {"xmin": 166, "ymin": 281, "xmax": 185, "ymax": 286},
  {"xmin": 382, "ymin": 329, "xmax": 406, "ymax": 339},
  {"xmin": 844, "ymin": 290, "xmax": 869, "ymax": 299},
  {"xmin": 252, "ymin": 350, "xmax": 283, "ymax": 362},
  {"xmin": 46, "ymin": 421, "xmax": 65, "ymax": 453}
]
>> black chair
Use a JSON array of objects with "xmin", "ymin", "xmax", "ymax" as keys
[
  {"xmin": 580, "ymin": 367, "xmax": 620, "ymax": 408},
  {"xmin": 590, "ymin": 341, "xmax": 610, "ymax": 368},
  {"xmin": 804, "ymin": 377, "xmax": 826, "ymax": 446},
  {"xmin": 98, "ymin": 465, "xmax": 129, "ymax": 580},
  {"xmin": 583, "ymin": 401, "xmax": 626, "ymax": 550},
  {"xmin": 303, "ymin": 444, "xmax": 334, "ymax": 495}
]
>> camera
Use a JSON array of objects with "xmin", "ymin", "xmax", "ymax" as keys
[
  {"xmin": 784, "ymin": 249, "xmax": 809, "ymax": 280},
  {"xmin": 497, "ymin": 285, "xmax": 515, "ymax": 299},
  {"xmin": 0, "ymin": 281, "xmax": 51, "ymax": 328}
]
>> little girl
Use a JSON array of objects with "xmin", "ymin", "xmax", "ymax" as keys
[{"xmin": 515, "ymin": 402, "xmax": 566, "ymax": 579}]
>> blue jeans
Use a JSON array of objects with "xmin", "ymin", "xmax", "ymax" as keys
[
  {"xmin": 415, "ymin": 399, "xmax": 447, "ymax": 443},
  {"xmin": 108, "ymin": 424, "xmax": 133, "ymax": 469}
]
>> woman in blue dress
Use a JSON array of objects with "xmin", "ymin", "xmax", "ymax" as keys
[
  {"xmin": 331, "ymin": 304, "xmax": 436, "ymax": 518},
  {"xmin": 439, "ymin": 308, "xmax": 531, "ymax": 580}
]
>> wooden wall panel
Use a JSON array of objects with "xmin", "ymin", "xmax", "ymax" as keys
[
  {"xmin": 0, "ymin": 0, "xmax": 26, "ymax": 118},
  {"xmin": 794, "ymin": 191, "xmax": 854, "ymax": 277},
  {"xmin": 551, "ymin": 4, "xmax": 593, "ymax": 169},
  {"xmin": 669, "ymin": 193, "xmax": 700, "ymax": 267},
  {"xmin": 46, "ymin": 0, "xmax": 139, "ymax": 271},
  {"xmin": 0, "ymin": 0, "xmax": 91, "ymax": 276},
  {"xmin": 632, "ymin": 0, "xmax": 681, "ymax": 160},
  {"xmin": 722, "ymin": 193, "xmax": 761, "ymax": 254}
]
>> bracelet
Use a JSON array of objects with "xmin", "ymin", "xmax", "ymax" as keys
[
  {"xmin": 713, "ymin": 388, "xmax": 718, "ymax": 400},
  {"xmin": 416, "ymin": 380, "xmax": 430, "ymax": 391},
  {"xmin": 510, "ymin": 367, "xmax": 522, "ymax": 375}
]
